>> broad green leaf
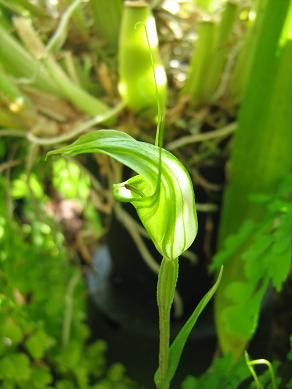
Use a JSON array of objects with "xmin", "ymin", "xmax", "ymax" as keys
[
  {"xmin": 213, "ymin": 173, "xmax": 292, "ymax": 347},
  {"xmin": 25, "ymin": 329, "xmax": 55, "ymax": 360},
  {"xmin": 155, "ymin": 266, "xmax": 223, "ymax": 387},
  {"xmin": 0, "ymin": 353, "xmax": 31, "ymax": 382},
  {"xmin": 224, "ymin": 281, "xmax": 253, "ymax": 303},
  {"xmin": 1, "ymin": 319, "xmax": 23, "ymax": 345},
  {"xmin": 181, "ymin": 353, "xmax": 250, "ymax": 389},
  {"xmin": 47, "ymin": 130, "xmax": 198, "ymax": 259},
  {"xmin": 266, "ymin": 239, "xmax": 292, "ymax": 291},
  {"xmin": 30, "ymin": 365, "xmax": 52, "ymax": 387},
  {"xmin": 222, "ymin": 280, "xmax": 267, "ymax": 338},
  {"xmin": 210, "ymin": 220, "xmax": 255, "ymax": 271},
  {"xmin": 214, "ymin": 0, "xmax": 292, "ymax": 356},
  {"xmin": 56, "ymin": 381, "xmax": 74, "ymax": 389}
]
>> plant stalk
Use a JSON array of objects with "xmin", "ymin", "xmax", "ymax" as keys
[
  {"xmin": 59, "ymin": 0, "xmax": 89, "ymax": 43},
  {"xmin": 90, "ymin": 0, "xmax": 122, "ymax": 48},
  {"xmin": 0, "ymin": 25, "xmax": 60, "ymax": 95},
  {"xmin": 12, "ymin": 17, "xmax": 110, "ymax": 117},
  {"xmin": 204, "ymin": 1, "xmax": 238, "ymax": 100},
  {"xmin": 227, "ymin": 0, "xmax": 268, "ymax": 101},
  {"xmin": 157, "ymin": 256, "xmax": 178, "ymax": 388},
  {"xmin": 215, "ymin": 0, "xmax": 292, "ymax": 357},
  {"xmin": 182, "ymin": 20, "xmax": 216, "ymax": 103},
  {"xmin": 119, "ymin": 0, "xmax": 167, "ymax": 119}
]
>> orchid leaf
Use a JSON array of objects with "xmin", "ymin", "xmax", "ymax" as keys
[
  {"xmin": 47, "ymin": 130, "xmax": 198, "ymax": 259},
  {"xmin": 155, "ymin": 266, "xmax": 223, "ymax": 388}
]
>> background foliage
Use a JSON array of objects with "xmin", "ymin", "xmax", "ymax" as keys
[{"xmin": 0, "ymin": 0, "xmax": 291, "ymax": 387}]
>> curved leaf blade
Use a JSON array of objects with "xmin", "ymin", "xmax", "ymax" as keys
[{"xmin": 47, "ymin": 130, "xmax": 197, "ymax": 259}]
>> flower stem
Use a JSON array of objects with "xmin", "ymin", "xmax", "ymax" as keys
[{"xmin": 156, "ymin": 256, "xmax": 179, "ymax": 389}]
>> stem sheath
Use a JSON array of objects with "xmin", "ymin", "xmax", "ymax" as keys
[{"xmin": 156, "ymin": 256, "xmax": 178, "ymax": 388}]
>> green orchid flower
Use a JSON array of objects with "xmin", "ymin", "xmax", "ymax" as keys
[
  {"xmin": 47, "ymin": 129, "xmax": 197, "ymax": 260},
  {"xmin": 47, "ymin": 128, "xmax": 222, "ymax": 389}
]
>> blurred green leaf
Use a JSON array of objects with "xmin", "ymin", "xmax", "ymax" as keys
[
  {"xmin": 0, "ymin": 353, "xmax": 31, "ymax": 382},
  {"xmin": 30, "ymin": 365, "xmax": 52, "ymax": 388},
  {"xmin": 25, "ymin": 329, "xmax": 55, "ymax": 359},
  {"xmin": 53, "ymin": 159, "xmax": 90, "ymax": 202},
  {"xmin": 1, "ymin": 320, "xmax": 23, "ymax": 345},
  {"xmin": 181, "ymin": 353, "xmax": 250, "ymax": 389},
  {"xmin": 214, "ymin": 0, "xmax": 292, "ymax": 355},
  {"xmin": 213, "ymin": 173, "xmax": 292, "ymax": 341}
]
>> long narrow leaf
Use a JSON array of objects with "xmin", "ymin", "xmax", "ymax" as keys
[{"xmin": 155, "ymin": 266, "xmax": 223, "ymax": 387}]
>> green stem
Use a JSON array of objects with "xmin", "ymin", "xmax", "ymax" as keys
[
  {"xmin": 215, "ymin": 0, "xmax": 292, "ymax": 356},
  {"xmin": 90, "ymin": 0, "xmax": 122, "ymax": 48},
  {"xmin": 12, "ymin": 17, "xmax": 109, "ymax": 117},
  {"xmin": 227, "ymin": 0, "xmax": 268, "ymax": 101},
  {"xmin": 62, "ymin": 270, "xmax": 81, "ymax": 347},
  {"xmin": 0, "ymin": 25, "xmax": 60, "ymax": 95},
  {"xmin": 0, "ymin": 65, "xmax": 31, "ymax": 107},
  {"xmin": 157, "ymin": 256, "xmax": 178, "ymax": 389},
  {"xmin": 119, "ymin": 1, "xmax": 167, "ymax": 119},
  {"xmin": 43, "ymin": 56, "xmax": 109, "ymax": 116},
  {"xmin": 182, "ymin": 20, "xmax": 216, "ymax": 103},
  {"xmin": 204, "ymin": 1, "xmax": 238, "ymax": 100},
  {"xmin": 245, "ymin": 351, "xmax": 277, "ymax": 389},
  {"xmin": 0, "ymin": 128, "xmax": 27, "ymax": 137},
  {"xmin": 46, "ymin": 0, "xmax": 84, "ymax": 53},
  {"xmin": 27, "ymin": 100, "xmax": 125, "ymax": 145}
]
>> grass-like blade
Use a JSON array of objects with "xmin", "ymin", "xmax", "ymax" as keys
[{"xmin": 155, "ymin": 266, "xmax": 223, "ymax": 388}]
